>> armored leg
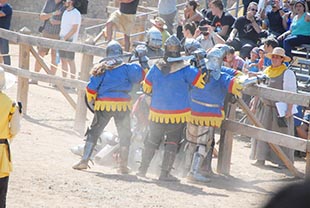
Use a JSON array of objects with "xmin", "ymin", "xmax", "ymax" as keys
[
  {"xmin": 187, "ymin": 146, "xmax": 210, "ymax": 183},
  {"xmin": 118, "ymin": 146, "xmax": 130, "ymax": 174},
  {"xmin": 159, "ymin": 149, "xmax": 180, "ymax": 182},
  {"xmin": 182, "ymin": 142, "xmax": 196, "ymax": 177},
  {"xmin": 72, "ymin": 141, "xmax": 96, "ymax": 170},
  {"xmin": 137, "ymin": 146, "xmax": 156, "ymax": 177}
]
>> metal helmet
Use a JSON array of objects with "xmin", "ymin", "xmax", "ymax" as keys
[
  {"xmin": 146, "ymin": 28, "xmax": 162, "ymax": 50},
  {"xmin": 184, "ymin": 38, "xmax": 202, "ymax": 56},
  {"xmin": 106, "ymin": 40, "xmax": 123, "ymax": 58},
  {"xmin": 206, "ymin": 44, "xmax": 230, "ymax": 80},
  {"xmin": 164, "ymin": 35, "xmax": 181, "ymax": 60}
]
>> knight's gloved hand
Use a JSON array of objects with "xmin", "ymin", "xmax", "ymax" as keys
[
  {"xmin": 231, "ymin": 78, "xmax": 244, "ymax": 97},
  {"xmin": 195, "ymin": 73, "xmax": 206, "ymax": 89},
  {"xmin": 134, "ymin": 45, "xmax": 150, "ymax": 69},
  {"xmin": 139, "ymin": 55, "xmax": 150, "ymax": 69}
]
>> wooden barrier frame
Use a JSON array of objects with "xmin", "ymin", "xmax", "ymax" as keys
[
  {"xmin": 1, "ymin": 26, "xmax": 310, "ymax": 178},
  {"xmin": 218, "ymin": 85, "xmax": 310, "ymax": 178}
]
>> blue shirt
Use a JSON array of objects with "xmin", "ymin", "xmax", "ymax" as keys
[{"xmin": 0, "ymin": 3, "xmax": 12, "ymax": 30}]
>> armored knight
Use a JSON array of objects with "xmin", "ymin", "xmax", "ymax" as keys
[
  {"xmin": 136, "ymin": 35, "xmax": 206, "ymax": 181},
  {"xmin": 72, "ymin": 40, "xmax": 147, "ymax": 174},
  {"xmin": 186, "ymin": 44, "xmax": 244, "ymax": 183}
]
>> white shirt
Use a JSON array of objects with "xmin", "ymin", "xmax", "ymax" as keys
[
  {"xmin": 60, "ymin": 8, "xmax": 81, "ymax": 42},
  {"xmin": 283, "ymin": 69, "xmax": 297, "ymax": 92}
]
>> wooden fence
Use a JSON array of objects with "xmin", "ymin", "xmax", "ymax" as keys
[{"xmin": 1, "ymin": 27, "xmax": 310, "ymax": 179}]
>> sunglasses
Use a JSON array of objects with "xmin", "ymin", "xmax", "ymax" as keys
[{"xmin": 251, "ymin": 8, "xmax": 258, "ymax": 12}]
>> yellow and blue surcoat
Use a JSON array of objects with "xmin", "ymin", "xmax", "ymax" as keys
[
  {"xmin": 86, "ymin": 63, "xmax": 146, "ymax": 112},
  {"xmin": 143, "ymin": 64, "xmax": 205, "ymax": 124},
  {"xmin": 190, "ymin": 67, "xmax": 242, "ymax": 127}
]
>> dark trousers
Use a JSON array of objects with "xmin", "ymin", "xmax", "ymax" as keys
[
  {"xmin": 283, "ymin": 35, "xmax": 310, "ymax": 58},
  {"xmin": 146, "ymin": 122, "xmax": 185, "ymax": 151},
  {"xmin": 0, "ymin": 38, "xmax": 10, "ymax": 65},
  {"xmin": 227, "ymin": 38, "xmax": 257, "ymax": 59},
  {"xmin": 86, "ymin": 110, "xmax": 132, "ymax": 147},
  {"xmin": 0, "ymin": 176, "xmax": 9, "ymax": 208}
]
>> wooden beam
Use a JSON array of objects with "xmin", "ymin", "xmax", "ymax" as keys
[
  {"xmin": 0, "ymin": 28, "xmax": 106, "ymax": 57},
  {"xmin": 243, "ymin": 85, "xmax": 310, "ymax": 107},
  {"xmin": 29, "ymin": 46, "xmax": 77, "ymax": 110},
  {"xmin": 1, "ymin": 64, "xmax": 87, "ymax": 90},
  {"xmin": 74, "ymin": 38, "xmax": 94, "ymax": 134},
  {"xmin": 217, "ymin": 102, "xmax": 236, "ymax": 174},
  {"xmin": 222, "ymin": 120, "xmax": 308, "ymax": 152},
  {"xmin": 17, "ymin": 29, "xmax": 31, "ymax": 115}
]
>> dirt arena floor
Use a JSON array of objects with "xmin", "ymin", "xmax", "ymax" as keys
[{"xmin": 4, "ymin": 43, "xmax": 307, "ymax": 208}]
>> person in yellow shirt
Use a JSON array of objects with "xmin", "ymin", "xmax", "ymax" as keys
[{"xmin": 0, "ymin": 67, "xmax": 21, "ymax": 208}]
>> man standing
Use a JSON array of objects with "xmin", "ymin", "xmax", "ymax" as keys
[
  {"xmin": 0, "ymin": 0, "xmax": 12, "ymax": 65},
  {"xmin": 32, "ymin": 0, "xmax": 64, "ymax": 84},
  {"xmin": 59, "ymin": 0, "xmax": 81, "ymax": 79},
  {"xmin": 96, "ymin": 0, "xmax": 139, "ymax": 52},
  {"xmin": 158, "ymin": 0, "xmax": 177, "ymax": 35}
]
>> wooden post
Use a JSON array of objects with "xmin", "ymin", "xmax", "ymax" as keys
[
  {"xmin": 17, "ymin": 27, "xmax": 31, "ymax": 115},
  {"xmin": 74, "ymin": 38, "xmax": 95, "ymax": 135},
  {"xmin": 217, "ymin": 101, "xmax": 236, "ymax": 174}
]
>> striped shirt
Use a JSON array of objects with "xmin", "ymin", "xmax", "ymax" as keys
[{"xmin": 41, "ymin": 0, "xmax": 65, "ymax": 35}]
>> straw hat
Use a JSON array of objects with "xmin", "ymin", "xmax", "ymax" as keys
[
  {"xmin": 265, "ymin": 47, "xmax": 291, "ymax": 62},
  {"xmin": 0, "ymin": 67, "xmax": 16, "ymax": 91},
  {"xmin": 150, "ymin": 17, "xmax": 167, "ymax": 30}
]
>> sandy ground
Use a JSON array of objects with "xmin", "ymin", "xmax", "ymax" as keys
[{"xmin": 3, "ymin": 44, "xmax": 307, "ymax": 208}]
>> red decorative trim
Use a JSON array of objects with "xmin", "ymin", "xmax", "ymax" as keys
[{"xmin": 150, "ymin": 107, "xmax": 190, "ymax": 114}]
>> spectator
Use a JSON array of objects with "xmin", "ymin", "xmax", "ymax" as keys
[
  {"xmin": 59, "ymin": 0, "xmax": 81, "ymax": 79},
  {"xmin": 195, "ymin": 18, "xmax": 225, "ymax": 50},
  {"xmin": 257, "ymin": 45, "xmax": 265, "ymax": 70},
  {"xmin": 158, "ymin": 0, "xmax": 177, "ymax": 35},
  {"xmin": 96, "ymin": 0, "xmax": 139, "ymax": 52},
  {"xmin": 243, "ymin": 46, "xmax": 260, "ymax": 75},
  {"xmin": 260, "ymin": 0, "xmax": 286, "ymax": 38},
  {"xmin": 226, "ymin": 2, "xmax": 262, "ymax": 59},
  {"xmin": 250, "ymin": 47, "xmax": 296, "ymax": 168},
  {"xmin": 177, "ymin": 0, "xmax": 203, "ymax": 41},
  {"xmin": 263, "ymin": 36, "xmax": 279, "ymax": 68},
  {"xmin": 244, "ymin": 0, "xmax": 259, "ymax": 15},
  {"xmin": 223, "ymin": 46, "xmax": 245, "ymax": 71},
  {"xmin": 150, "ymin": 17, "xmax": 170, "ymax": 48},
  {"xmin": 282, "ymin": 0, "xmax": 297, "ymax": 31},
  {"xmin": 183, "ymin": 21, "xmax": 197, "ymax": 39},
  {"xmin": 0, "ymin": 67, "xmax": 21, "ymax": 208},
  {"xmin": 33, "ymin": 0, "xmax": 65, "ymax": 84},
  {"xmin": 0, "ymin": 0, "xmax": 12, "ymax": 65},
  {"xmin": 208, "ymin": 0, "xmax": 236, "ymax": 40},
  {"xmin": 277, "ymin": 0, "xmax": 310, "ymax": 59}
]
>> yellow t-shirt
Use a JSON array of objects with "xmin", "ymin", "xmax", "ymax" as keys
[{"xmin": 0, "ymin": 92, "xmax": 14, "ymax": 178}]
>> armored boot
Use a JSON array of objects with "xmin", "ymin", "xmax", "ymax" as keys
[
  {"xmin": 187, "ymin": 151, "xmax": 210, "ymax": 183},
  {"xmin": 136, "ymin": 147, "xmax": 156, "ymax": 177},
  {"xmin": 158, "ymin": 151, "xmax": 179, "ymax": 182},
  {"xmin": 201, "ymin": 145, "xmax": 214, "ymax": 176},
  {"xmin": 72, "ymin": 142, "xmax": 95, "ymax": 170},
  {"xmin": 118, "ymin": 146, "xmax": 130, "ymax": 174},
  {"xmin": 182, "ymin": 143, "xmax": 196, "ymax": 177}
]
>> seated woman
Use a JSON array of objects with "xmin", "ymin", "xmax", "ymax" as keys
[
  {"xmin": 277, "ymin": 0, "xmax": 310, "ymax": 58},
  {"xmin": 177, "ymin": 0, "xmax": 204, "ymax": 41}
]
